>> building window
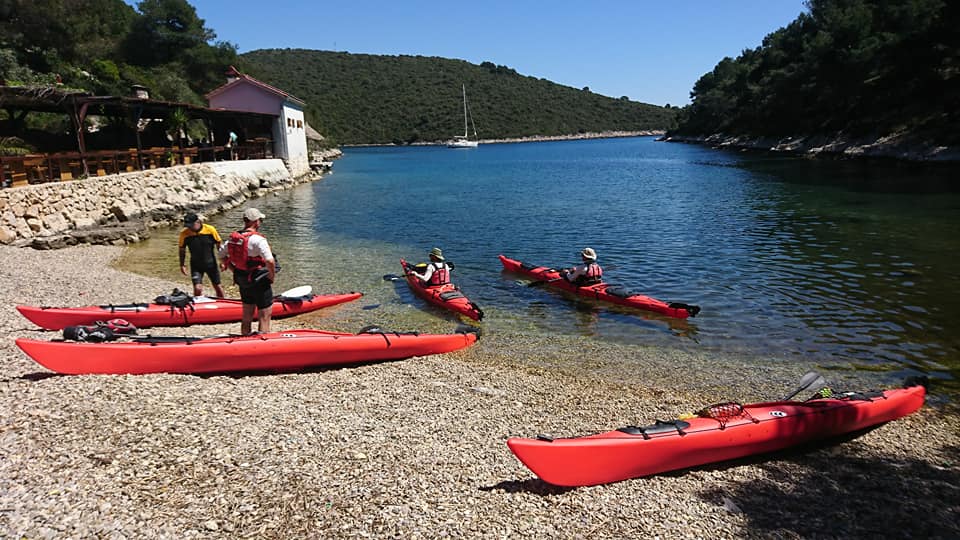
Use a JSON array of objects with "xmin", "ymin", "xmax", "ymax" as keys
[
  {"xmin": 287, "ymin": 118, "xmax": 293, "ymax": 127},
  {"xmin": 297, "ymin": 120, "xmax": 303, "ymax": 129}
]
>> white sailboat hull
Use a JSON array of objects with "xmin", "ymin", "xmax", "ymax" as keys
[{"xmin": 447, "ymin": 139, "xmax": 479, "ymax": 148}]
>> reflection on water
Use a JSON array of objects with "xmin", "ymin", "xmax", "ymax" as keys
[{"xmin": 118, "ymin": 137, "xmax": 960, "ymax": 388}]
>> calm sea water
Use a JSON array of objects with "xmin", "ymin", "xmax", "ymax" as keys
[{"xmin": 121, "ymin": 137, "xmax": 960, "ymax": 387}]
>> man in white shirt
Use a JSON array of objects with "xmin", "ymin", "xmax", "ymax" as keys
[{"xmin": 219, "ymin": 208, "xmax": 276, "ymax": 335}]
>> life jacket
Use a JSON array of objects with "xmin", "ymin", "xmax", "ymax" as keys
[
  {"xmin": 427, "ymin": 262, "xmax": 450, "ymax": 286},
  {"xmin": 226, "ymin": 229, "xmax": 266, "ymax": 272},
  {"xmin": 585, "ymin": 262, "xmax": 602, "ymax": 283},
  {"xmin": 573, "ymin": 262, "xmax": 603, "ymax": 285}
]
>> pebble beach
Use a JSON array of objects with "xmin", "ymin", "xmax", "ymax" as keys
[{"xmin": 2, "ymin": 244, "xmax": 958, "ymax": 538}]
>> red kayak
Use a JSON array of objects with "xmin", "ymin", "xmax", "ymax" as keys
[
  {"xmin": 400, "ymin": 259, "xmax": 483, "ymax": 321},
  {"xmin": 16, "ymin": 292, "xmax": 363, "ymax": 330},
  {"xmin": 15, "ymin": 327, "xmax": 479, "ymax": 375},
  {"xmin": 499, "ymin": 254, "xmax": 699, "ymax": 319},
  {"xmin": 507, "ymin": 379, "xmax": 926, "ymax": 486}
]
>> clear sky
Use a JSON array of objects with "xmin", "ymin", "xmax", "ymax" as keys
[{"xmin": 126, "ymin": 0, "xmax": 808, "ymax": 106}]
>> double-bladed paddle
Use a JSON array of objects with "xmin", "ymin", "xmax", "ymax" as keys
[{"xmin": 782, "ymin": 371, "xmax": 827, "ymax": 401}]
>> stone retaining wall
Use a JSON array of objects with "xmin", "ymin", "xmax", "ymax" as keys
[{"xmin": 0, "ymin": 159, "xmax": 322, "ymax": 247}]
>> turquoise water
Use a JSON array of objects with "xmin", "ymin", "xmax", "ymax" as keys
[{"xmin": 125, "ymin": 137, "xmax": 960, "ymax": 385}]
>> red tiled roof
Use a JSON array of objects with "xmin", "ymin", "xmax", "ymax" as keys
[{"xmin": 205, "ymin": 66, "xmax": 306, "ymax": 106}]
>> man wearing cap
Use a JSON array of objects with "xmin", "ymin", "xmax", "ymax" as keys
[
  {"xmin": 219, "ymin": 208, "xmax": 276, "ymax": 335},
  {"xmin": 562, "ymin": 247, "xmax": 603, "ymax": 286},
  {"xmin": 178, "ymin": 213, "xmax": 226, "ymax": 298},
  {"xmin": 408, "ymin": 247, "xmax": 453, "ymax": 287}
]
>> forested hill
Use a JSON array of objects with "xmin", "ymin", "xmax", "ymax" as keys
[
  {"xmin": 239, "ymin": 49, "xmax": 677, "ymax": 145},
  {"xmin": 674, "ymin": 0, "xmax": 959, "ymax": 146}
]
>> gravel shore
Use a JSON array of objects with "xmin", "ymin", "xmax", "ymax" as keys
[{"xmin": 1, "ymin": 244, "xmax": 958, "ymax": 538}]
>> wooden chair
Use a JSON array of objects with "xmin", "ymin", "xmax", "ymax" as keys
[
  {"xmin": 23, "ymin": 156, "xmax": 49, "ymax": 183},
  {"xmin": 6, "ymin": 158, "xmax": 29, "ymax": 187}
]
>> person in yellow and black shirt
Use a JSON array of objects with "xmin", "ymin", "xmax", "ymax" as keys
[{"xmin": 178, "ymin": 213, "xmax": 226, "ymax": 298}]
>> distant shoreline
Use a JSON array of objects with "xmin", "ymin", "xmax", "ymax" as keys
[
  {"xmin": 663, "ymin": 133, "xmax": 960, "ymax": 162},
  {"xmin": 342, "ymin": 130, "xmax": 664, "ymax": 148}
]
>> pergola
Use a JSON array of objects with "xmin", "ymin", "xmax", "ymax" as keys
[{"xmin": 1, "ymin": 86, "xmax": 277, "ymax": 185}]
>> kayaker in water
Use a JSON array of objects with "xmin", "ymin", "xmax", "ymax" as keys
[
  {"xmin": 562, "ymin": 247, "xmax": 603, "ymax": 286},
  {"xmin": 219, "ymin": 208, "xmax": 276, "ymax": 335},
  {"xmin": 178, "ymin": 213, "xmax": 226, "ymax": 298},
  {"xmin": 408, "ymin": 247, "xmax": 453, "ymax": 287}
]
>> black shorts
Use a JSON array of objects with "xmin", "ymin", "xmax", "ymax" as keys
[
  {"xmin": 190, "ymin": 264, "xmax": 221, "ymax": 285},
  {"xmin": 234, "ymin": 270, "xmax": 273, "ymax": 309},
  {"xmin": 238, "ymin": 282, "xmax": 273, "ymax": 309}
]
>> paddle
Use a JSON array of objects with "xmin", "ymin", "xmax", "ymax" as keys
[
  {"xmin": 680, "ymin": 370, "xmax": 829, "ymax": 421},
  {"xmin": 383, "ymin": 273, "xmax": 410, "ymax": 281},
  {"xmin": 782, "ymin": 371, "xmax": 827, "ymax": 401},
  {"xmin": 526, "ymin": 277, "xmax": 565, "ymax": 287},
  {"xmin": 277, "ymin": 285, "xmax": 312, "ymax": 299}
]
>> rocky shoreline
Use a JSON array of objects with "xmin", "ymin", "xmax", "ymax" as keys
[
  {"xmin": 663, "ymin": 133, "xmax": 960, "ymax": 162},
  {"xmin": 1, "ymin": 156, "xmax": 342, "ymax": 250},
  {"xmin": 1, "ymin": 244, "xmax": 958, "ymax": 538}
]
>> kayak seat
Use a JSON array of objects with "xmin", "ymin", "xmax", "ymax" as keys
[
  {"xmin": 439, "ymin": 291, "xmax": 466, "ymax": 301},
  {"xmin": 617, "ymin": 419, "xmax": 691, "ymax": 440},
  {"xmin": 605, "ymin": 286, "xmax": 636, "ymax": 299}
]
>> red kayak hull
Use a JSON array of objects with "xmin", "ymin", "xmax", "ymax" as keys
[
  {"xmin": 499, "ymin": 254, "xmax": 698, "ymax": 319},
  {"xmin": 507, "ymin": 383, "xmax": 926, "ymax": 486},
  {"xmin": 15, "ymin": 328, "xmax": 479, "ymax": 375},
  {"xmin": 16, "ymin": 292, "xmax": 363, "ymax": 330},
  {"xmin": 400, "ymin": 259, "xmax": 483, "ymax": 321}
]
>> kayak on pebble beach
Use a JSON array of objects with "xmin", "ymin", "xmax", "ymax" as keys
[
  {"xmin": 507, "ymin": 373, "xmax": 926, "ymax": 486},
  {"xmin": 15, "ymin": 326, "xmax": 480, "ymax": 375}
]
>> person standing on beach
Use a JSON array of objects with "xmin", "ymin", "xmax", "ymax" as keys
[
  {"xmin": 562, "ymin": 247, "xmax": 603, "ymax": 286},
  {"xmin": 408, "ymin": 247, "xmax": 453, "ymax": 287},
  {"xmin": 178, "ymin": 213, "xmax": 226, "ymax": 298},
  {"xmin": 219, "ymin": 208, "xmax": 276, "ymax": 335}
]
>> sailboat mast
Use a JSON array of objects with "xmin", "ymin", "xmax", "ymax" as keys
[{"xmin": 462, "ymin": 84, "xmax": 469, "ymax": 137}]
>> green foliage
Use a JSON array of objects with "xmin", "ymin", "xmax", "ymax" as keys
[
  {"xmin": 0, "ymin": 0, "xmax": 235, "ymax": 104},
  {"xmin": 675, "ymin": 0, "xmax": 959, "ymax": 143},
  {"xmin": 0, "ymin": 136, "xmax": 34, "ymax": 156},
  {"xmin": 239, "ymin": 50, "xmax": 677, "ymax": 144}
]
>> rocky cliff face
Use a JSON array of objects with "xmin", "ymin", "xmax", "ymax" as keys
[{"xmin": 0, "ymin": 159, "xmax": 324, "ymax": 248}]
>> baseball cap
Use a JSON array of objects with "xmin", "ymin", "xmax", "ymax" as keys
[
  {"xmin": 183, "ymin": 213, "xmax": 199, "ymax": 225},
  {"xmin": 243, "ymin": 208, "xmax": 266, "ymax": 222}
]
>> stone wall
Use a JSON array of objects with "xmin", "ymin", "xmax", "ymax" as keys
[{"xmin": 0, "ymin": 159, "xmax": 322, "ymax": 247}]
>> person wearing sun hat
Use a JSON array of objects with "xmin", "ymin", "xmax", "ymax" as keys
[
  {"xmin": 562, "ymin": 247, "xmax": 603, "ymax": 286},
  {"xmin": 177, "ymin": 212, "xmax": 226, "ymax": 298},
  {"xmin": 219, "ymin": 207, "xmax": 276, "ymax": 335},
  {"xmin": 408, "ymin": 247, "xmax": 454, "ymax": 287}
]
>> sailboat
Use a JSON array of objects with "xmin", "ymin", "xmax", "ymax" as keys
[{"xmin": 447, "ymin": 84, "xmax": 479, "ymax": 148}]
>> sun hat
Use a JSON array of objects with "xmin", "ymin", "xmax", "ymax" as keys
[
  {"xmin": 243, "ymin": 208, "xmax": 266, "ymax": 222},
  {"xmin": 581, "ymin": 247, "xmax": 597, "ymax": 261},
  {"xmin": 429, "ymin": 247, "xmax": 444, "ymax": 261},
  {"xmin": 183, "ymin": 213, "xmax": 199, "ymax": 226}
]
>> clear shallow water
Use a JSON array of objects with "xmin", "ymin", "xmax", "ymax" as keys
[{"xmin": 121, "ymin": 137, "xmax": 960, "ymax": 386}]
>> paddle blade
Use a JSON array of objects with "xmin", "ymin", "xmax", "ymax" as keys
[
  {"xmin": 383, "ymin": 274, "xmax": 403, "ymax": 281},
  {"xmin": 279, "ymin": 285, "xmax": 312, "ymax": 298},
  {"xmin": 782, "ymin": 371, "xmax": 826, "ymax": 401}
]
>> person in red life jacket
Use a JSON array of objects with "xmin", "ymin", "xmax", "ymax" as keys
[
  {"xmin": 218, "ymin": 208, "xmax": 276, "ymax": 335},
  {"xmin": 408, "ymin": 247, "xmax": 453, "ymax": 287},
  {"xmin": 562, "ymin": 247, "xmax": 603, "ymax": 286},
  {"xmin": 178, "ymin": 213, "xmax": 226, "ymax": 298}
]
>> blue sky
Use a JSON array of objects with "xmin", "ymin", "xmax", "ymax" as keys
[{"xmin": 127, "ymin": 1, "xmax": 807, "ymax": 106}]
